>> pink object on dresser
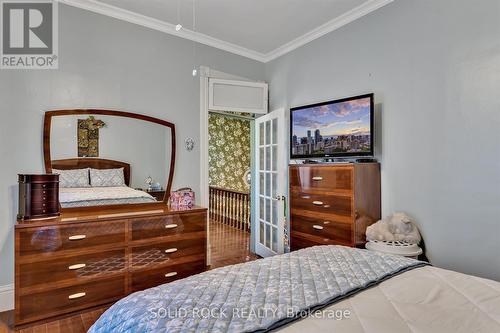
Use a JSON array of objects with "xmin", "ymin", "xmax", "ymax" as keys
[{"xmin": 169, "ymin": 187, "xmax": 195, "ymax": 208}]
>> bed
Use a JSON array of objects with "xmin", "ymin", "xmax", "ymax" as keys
[
  {"xmin": 88, "ymin": 245, "xmax": 500, "ymax": 333},
  {"xmin": 51, "ymin": 158, "xmax": 158, "ymax": 208}
]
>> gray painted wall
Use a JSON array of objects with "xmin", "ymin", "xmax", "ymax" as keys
[
  {"xmin": 0, "ymin": 4, "xmax": 264, "ymax": 287},
  {"xmin": 266, "ymin": 0, "xmax": 500, "ymax": 280}
]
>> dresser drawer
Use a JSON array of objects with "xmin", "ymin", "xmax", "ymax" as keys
[
  {"xmin": 19, "ymin": 249, "xmax": 126, "ymax": 289},
  {"xmin": 131, "ymin": 236, "xmax": 205, "ymax": 269},
  {"xmin": 291, "ymin": 192, "xmax": 353, "ymax": 217},
  {"xmin": 131, "ymin": 259, "xmax": 206, "ymax": 292},
  {"xmin": 18, "ymin": 221, "xmax": 126, "ymax": 257},
  {"xmin": 131, "ymin": 212, "xmax": 206, "ymax": 241},
  {"xmin": 30, "ymin": 182, "xmax": 58, "ymax": 190},
  {"xmin": 30, "ymin": 188, "xmax": 58, "ymax": 202},
  {"xmin": 17, "ymin": 276, "xmax": 125, "ymax": 324},
  {"xmin": 290, "ymin": 214, "xmax": 352, "ymax": 246},
  {"xmin": 30, "ymin": 201, "xmax": 59, "ymax": 216},
  {"xmin": 290, "ymin": 166, "xmax": 353, "ymax": 192},
  {"xmin": 291, "ymin": 233, "xmax": 350, "ymax": 251}
]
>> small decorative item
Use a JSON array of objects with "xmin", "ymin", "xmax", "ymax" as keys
[
  {"xmin": 144, "ymin": 176, "xmax": 153, "ymax": 191},
  {"xmin": 78, "ymin": 116, "xmax": 106, "ymax": 157},
  {"xmin": 185, "ymin": 137, "xmax": 195, "ymax": 151},
  {"xmin": 169, "ymin": 187, "xmax": 195, "ymax": 208}
]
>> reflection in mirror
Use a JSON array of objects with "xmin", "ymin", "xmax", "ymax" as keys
[{"xmin": 49, "ymin": 113, "xmax": 173, "ymax": 208}]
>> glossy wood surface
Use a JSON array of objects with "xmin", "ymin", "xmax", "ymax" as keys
[
  {"xmin": 290, "ymin": 163, "xmax": 381, "ymax": 250},
  {"xmin": 43, "ymin": 109, "xmax": 176, "ymax": 202},
  {"xmin": 3, "ymin": 219, "xmax": 256, "ymax": 333},
  {"xmin": 17, "ymin": 221, "xmax": 126, "ymax": 257},
  {"xmin": 18, "ymin": 175, "xmax": 60, "ymax": 221},
  {"xmin": 130, "ymin": 213, "xmax": 205, "ymax": 241},
  {"xmin": 15, "ymin": 205, "xmax": 207, "ymax": 326}
]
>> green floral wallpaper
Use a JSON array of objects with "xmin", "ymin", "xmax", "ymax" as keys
[{"xmin": 208, "ymin": 113, "xmax": 251, "ymax": 193}]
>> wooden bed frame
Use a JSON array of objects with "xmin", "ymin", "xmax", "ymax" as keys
[{"xmin": 51, "ymin": 158, "xmax": 132, "ymax": 187}]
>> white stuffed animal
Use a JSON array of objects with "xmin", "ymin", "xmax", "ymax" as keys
[{"xmin": 366, "ymin": 212, "xmax": 421, "ymax": 244}]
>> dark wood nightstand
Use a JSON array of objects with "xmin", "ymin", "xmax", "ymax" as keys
[{"xmin": 146, "ymin": 190, "xmax": 166, "ymax": 201}]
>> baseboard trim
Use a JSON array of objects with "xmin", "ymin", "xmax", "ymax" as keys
[{"xmin": 0, "ymin": 284, "xmax": 14, "ymax": 312}]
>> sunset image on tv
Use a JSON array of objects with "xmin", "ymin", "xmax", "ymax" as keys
[{"xmin": 291, "ymin": 96, "xmax": 372, "ymax": 157}]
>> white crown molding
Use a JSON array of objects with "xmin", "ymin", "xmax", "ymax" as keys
[
  {"xmin": 265, "ymin": 0, "xmax": 395, "ymax": 62},
  {"xmin": 58, "ymin": 0, "xmax": 268, "ymax": 62},
  {"xmin": 58, "ymin": 0, "xmax": 394, "ymax": 63},
  {"xmin": 0, "ymin": 284, "xmax": 14, "ymax": 312}
]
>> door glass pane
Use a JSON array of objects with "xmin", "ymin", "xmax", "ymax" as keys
[
  {"xmin": 259, "ymin": 122, "xmax": 264, "ymax": 146},
  {"xmin": 272, "ymin": 200, "xmax": 278, "ymax": 226},
  {"xmin": 266, "ymin": 198, "xmax": 271, "ymax": 222},
  {"xmin": 259, "ymin": 196, "xmax": 264, "ymax": 219},
  {"xmin": 259, "ymin": 172, "xmax": 264, "ymax": 195},
  {"xmin": 265, "ymin": 173, "xmax": 270, "ymax": 197},
  {"xmin": 260, "ymin": 221, "xmax": 264, "ymax": 244},
  {"xmin": 259, "ymin": 147, "xmax": 264, "ymax": 170},
  {"xmin": 272, "ymin": 173, "xmax": 277, "ymax": 198},
  {"xmin": 272, "ymin": 118, "xmax": 277, "ymax": 144},
  {"xmin": 266, "ymin": 224, "xmax": 271, "ymax": 248},
  {"xmin": 272, "ymin": 226, "xmax": 278, "ymax": 252},
  {"xmin": 265, "ymin": 121, "xmax": 270, "ymax": 145},
  {"xmin": 265, "ymin": 147, "xmax": 271, "ymax": 171},
  {"xmin": 272, "ymin": 145, "xmax": 277, "ymax": 171}
]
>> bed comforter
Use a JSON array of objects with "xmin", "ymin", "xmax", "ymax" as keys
[{"xmin": 89, "ymin": 246, "xmax": 427, "ymax": 333}]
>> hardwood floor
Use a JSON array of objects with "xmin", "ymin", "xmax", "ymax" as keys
[
  {"xmin": 209, "ymin": 219, "xmax": 259, "ymax": 269},
  {"xmin": 0, "ymin": 220, "xmax": 258, "ymax": 333}
]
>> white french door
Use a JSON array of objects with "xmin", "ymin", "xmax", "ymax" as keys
[{"xmin": 254, "ymin": 108, "xmax": 287, "ymax": 257}]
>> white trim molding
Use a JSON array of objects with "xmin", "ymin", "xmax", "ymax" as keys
[
  {"xmin": 59, "ymin": 0, "xmax": 394, "ymax": 63},
  {"xmin": 0, "ymin": 284, "xmax": 14, "ymax": 312},
  {"xmin": 265, "ymin": 0, "xmax": 395, "ymax": 61}
]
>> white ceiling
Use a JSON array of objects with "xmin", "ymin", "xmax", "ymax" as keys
[{"xmin": 60, "ymin": 0, "xmax": 394, "ymax": 62}]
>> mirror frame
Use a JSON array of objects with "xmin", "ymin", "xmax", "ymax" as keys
[{"xmin": 43, "ymin": 109, "xmax": 176, "ymax": 208}]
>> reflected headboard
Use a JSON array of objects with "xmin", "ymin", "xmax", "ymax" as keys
[{"xmin": 50, "ymin": 158, "xmax": 131, "ymax": 186}]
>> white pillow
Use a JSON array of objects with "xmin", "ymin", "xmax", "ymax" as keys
[
  {"xmin": 90, "ymin": 168, "xmax": 126, "ymax": 187},
  {"xmin": 52, "ymin": 168, "xmax": 90, "ymax": 188}
]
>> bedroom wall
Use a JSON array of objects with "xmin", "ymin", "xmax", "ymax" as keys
[
  {"xmin": 0, "ymin": 4, "xmax": 264, "ymax": 309},
  {"xmin": 266, "ymin": 0, "xmax": 500, "ymax": 280}
]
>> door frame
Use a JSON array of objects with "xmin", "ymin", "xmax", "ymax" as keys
[{"xmin": 200, "ymin": 66, "xmax": 267, "ymax": 260}]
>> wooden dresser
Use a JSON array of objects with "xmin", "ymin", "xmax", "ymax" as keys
[
  {"xmin": 15, "ymin": 205, "xmax": 207, "ymax": 325},
  {"xmin": 289, "ymin": 163, "xmax": 381, "ymax": 250}
]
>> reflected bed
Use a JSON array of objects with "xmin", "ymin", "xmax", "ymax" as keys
[{"xmin": 59, "ymin": 186, "xmax": 157, "ymax": 208}]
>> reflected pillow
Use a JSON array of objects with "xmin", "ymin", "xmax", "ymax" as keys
[
  {"xmin": 90, "ymin": 168, "xmax": 126, "ymax": 187},
  {"xmin": 52, "ymin": 168, "xmax": 90, "ymax": 188}
]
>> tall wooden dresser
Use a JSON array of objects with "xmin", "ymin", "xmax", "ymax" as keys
[
  {"xmin": 289, "ymin": 163, "xmax": 381, "ymax": 250},
  {"xmin": 15, "ymin": 205, "xmax": 207, "ymax": 325}
]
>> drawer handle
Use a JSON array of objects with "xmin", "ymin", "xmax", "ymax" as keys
[
  {"xmin": 312, "ymin": 201, "xmax": 324, "ymax": 206},
  {"xmin": 312, "ymin": 176, "xmax": 323, "ymax": 181},
  {"xmin": 313, "ymin": 225, "xmax": 324, "ymax": 230},
  {"xmin": 68, "ymin": 263, "xmax": 86, "ymax": 270},
  {"xmin": 68, "ymin": 235, "xmax": 86, "ymax": 241},
  {"xmin": 164, "ymin": 248, "xmax": 178, "ymax": 254},
  {"xmin": 68, "ymin": 292, "xmax": 86, "ymax": 300},
  {"xmin": 164, "ymin": 272, "xmax": 178, "ymax": 278},
  {"xmin": 165, "ymin": 224, "xmax": 178, "ymax": 229}
]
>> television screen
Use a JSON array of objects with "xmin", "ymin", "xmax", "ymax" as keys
[{"xmin": 290, "ymin": 93, "xmax": 374, "ymax": 159}]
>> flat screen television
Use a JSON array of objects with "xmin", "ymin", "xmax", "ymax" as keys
[{"xmin": 290, "ymin": 93, "xmax": 374, "ymax": 159}]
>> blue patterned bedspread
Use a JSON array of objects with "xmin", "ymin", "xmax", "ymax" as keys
[{"xmin": 89, "ymin": 245, "xmax": 427, "ymax": 333}]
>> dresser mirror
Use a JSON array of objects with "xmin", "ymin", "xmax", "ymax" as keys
[{"xmin": 43, "ymin": 110, "xmax": 175, "ymax": 209}]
